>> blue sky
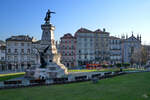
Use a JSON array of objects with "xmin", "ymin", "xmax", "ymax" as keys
[{"xmin": 0, "ymin": 0, "xmax": 150, "ymax": 44}]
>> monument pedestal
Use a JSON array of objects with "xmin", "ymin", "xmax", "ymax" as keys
[{"xmin": 26, "ymin": 61, "xmax": 68, "ymax": 79}]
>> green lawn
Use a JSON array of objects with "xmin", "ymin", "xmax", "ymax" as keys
[
  {"xmin": 0, "ymin": 72, "xmax": 25, "ymax": 82},
  {"xmin": 68, "ymin": 68, "xmax": 145, "ymax": 73},
  {"xmin": 0, "ymin": 72, "xmax": 150, "ymax": 100}
]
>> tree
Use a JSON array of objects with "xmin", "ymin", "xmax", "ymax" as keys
[
  {"xmin": 131, "ymin": 47, "xmax": 148, "ymax": 66},
  {"xmin": 115, "ymin": 63, "xmax": 122, "ymax": 68},
  {"xmin": 141, "ymin": 47, "xmax": 148, "ymax": 65},
  {"xmin": 122, "ymin": 63, "xmax": 130, "ymax": 68}
]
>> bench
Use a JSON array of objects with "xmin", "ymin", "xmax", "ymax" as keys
[
  {"xmin": 30, "ymin": 79, "xmax": 46, "ymax": 84},
  {"xmin": 91, "ymin": 74, "xmax": 101, "ymax": 78},
  {"xmin": 53, "ymin": 78, "xmax": 68, "ymax": 84},
  {"xmin": 75, "ymin": 76, "xmax": 87, "ymax": 81},
  {"xmin": 4, "ymin": 80, "xmax": 22, "ymax": 87},
  {"xmin": 104, "ymin": 72, "xmax": 112, "ymax": 78},
  {"xmin": 4, "ymin": 80, "xmax": 22, "ymax": 85}
]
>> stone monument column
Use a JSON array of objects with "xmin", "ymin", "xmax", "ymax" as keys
[
  {"xmin": 40, "ymin": 9, "xmax": 57, "ymax": 63},
  {"xmin": 40, "ymin": 24, "xmax": 57, "ymax": 62},
  {"xmin": 25, "ymin": 9, "xmax": 68, "ymax": 79}
]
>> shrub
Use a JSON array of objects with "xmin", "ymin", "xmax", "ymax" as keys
[
  {"xmin": 122, "ymin": 63, "xmax": 130, "ymax": 68},
  {"xmin": 115, "ymin": 63, "xmax": 122, "ymax": 68}
]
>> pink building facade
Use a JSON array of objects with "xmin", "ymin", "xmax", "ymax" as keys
[{"xmin": 59, "ymin": 33, "xmax": 76, "ymax": 69}]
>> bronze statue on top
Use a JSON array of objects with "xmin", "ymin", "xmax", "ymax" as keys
[{"xmin": 44, "ymin": 9, "xmax": 55, "ymax": 23}]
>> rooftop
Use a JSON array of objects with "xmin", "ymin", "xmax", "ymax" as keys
[
  {"xmin": 6, "ymin": 35, "xmax": 33, "ymax": 42},
  {"xmin": 61, "ymin": 33, "xmax": 75, "ymax": 39},
  {"xmin": 75, "ymin": 28, "xmax": 93, "ymax": 33}
]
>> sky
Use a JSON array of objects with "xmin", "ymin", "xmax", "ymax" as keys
[{"xmin": 0, "ymin": 0, "xmax": 150, "ymax": 44}]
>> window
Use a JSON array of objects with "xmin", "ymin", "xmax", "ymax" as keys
[
  {"xmin": 7, "ymin": 56, "xmax": 10, "ymax": 60},
  {"xmin": 79, "ymin": 56, "xmax": 81, "ymax": 59},
  {"xmin": 27, "ymin": 49, "xmax": 30, "ymax": 53},
  {"xmin": 14, "ymin": 56, "xmax": 18, "ymax": 61},
  {"xmin": 21, "ymin": 55, "xmax": 24, "ymax": 61},
  {"xmin": 27, "ymin": 43, "xmax": 30, "ymax": 46},
  {"xmin": 72, "ymin": 46, "xmax": 74, "ymax": 49},
  {"xmin": 8, "ymin": 49, "xmax": 11, "ymax": 53},
  {"xmin": 85, "ymin": 55, "xmax": 87, "ymax": 59},
  {"xmin": 7, "ymin": 42, "xmax": 11, "ymax": 46},
  {"xmin": 79, "ymin": 50, "xmax": 81, "ymax": 53},
  {"xmin": 21, "ymin": 49, "xmax": 24, "ymax": 53},
  {"xmin": 27, "ymin": 56, "xmax": 30, "ymax": 61},
  {"xmin": 21, "ymin": 43, "xmax": 24, "ymax": 46},
  {"xmin": 14, "ymin": 42, "xmax": 18, "ymax": 46},
  {"xmin": 14, "ymin": 49, "xmax": 18, "ymax": 53},
  {"xmin": 1, "ymin": 57, "xmax": 4, "ymax": 60}
]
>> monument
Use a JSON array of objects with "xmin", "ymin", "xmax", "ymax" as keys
[{"xmin": 25, "ymin": 9, "xmax": 68, "ymax": 79}]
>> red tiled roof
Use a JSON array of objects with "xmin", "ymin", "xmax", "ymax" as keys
[
  {"xmin": 61, "ymin": 33, "xmax": 75, "ymax": 39},
  {"xmin": 109, "ymin": 36, "xmax": 120, "ymax": 39},
  {"xmin": 75, "ymin": 28, "xmax": 93, "ymax": 33}
]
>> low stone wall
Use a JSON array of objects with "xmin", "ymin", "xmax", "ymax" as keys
[{"xmin": 0, "ymin": 71, "xmax": 127, "ymax": 90}]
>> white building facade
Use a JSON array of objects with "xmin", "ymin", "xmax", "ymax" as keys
[
  {"xmin": 0, "ymin": 45, "xmax": 6, "ymax": 71},
  {"xmin": 75, "ymin": 28, "xmax": 110, "ymax": 67},
  {"xmin": 75, "ymin": 28, "xmax": 95, "ymax": 67},
  {"xmin": 5, "ymin": 35, "xmax": 34, "ymax": 71},
  {"xmin": 109, "ymin": 36, "xmax": 122, "ymax": 64},
  {"xmin": 122, "ymin": 34, "xmax": 142, "ymax": 63},
  {"xmin": 94, "ymin": 28, "xmax": 110, "ymax": 64}
]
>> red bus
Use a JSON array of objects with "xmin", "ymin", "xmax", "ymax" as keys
[{"xmin": 86, "ymin": 64, "xmax": 101, "ymax": 69}]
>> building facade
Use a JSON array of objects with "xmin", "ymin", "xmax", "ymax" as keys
[
  {"xmin": 75, "ymin": 28, "xmax": 110, "ymax": 67},
  {"xmin": 122, "ymin": 34, "xmax": 141, "ymax": 63},
  {"xmin": 75, "ymin": 28, "xmax": 95, "ymax": 67},
  {"xmin": 141, "ymin": 45, "xmax": 150, "ymax": 65},
  {"xmin": 0, "ymin": 45, "xmax": 6, "ymax": 71},
  {"xmin": 59, "ymin": 33, "xmax": 76, "ymax": 69},
  {"xmin": 5, "ymin": 35, "xmax": 34, "ymax": 71},
  {"xmin": 94, "ymin": 28, "xmax": 110, "ymax": 64},
  {"xmin": 109, "ymin": 36, "xmax": 122, "ymax": 64}
]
